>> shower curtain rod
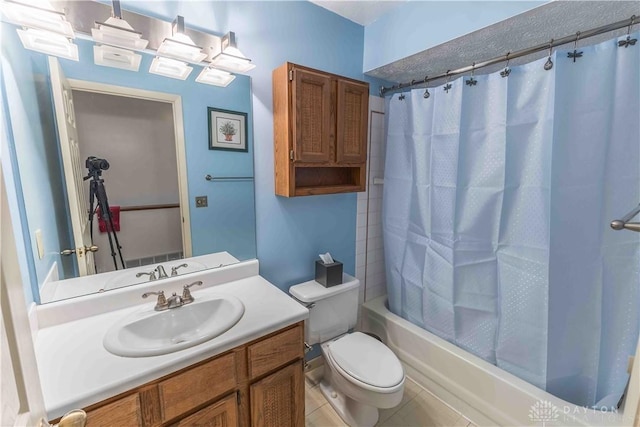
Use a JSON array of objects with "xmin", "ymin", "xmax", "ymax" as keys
[{"xmin": 379, "ymin": 15, "xmax": 637, "ymax": 96}]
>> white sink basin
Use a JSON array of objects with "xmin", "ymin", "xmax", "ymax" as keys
[{"xmin": 103, "ymin": 294, "xmax": 244, "ymax": 357}]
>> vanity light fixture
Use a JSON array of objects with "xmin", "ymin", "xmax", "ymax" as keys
[
  {"xmin": 149, "ymin": 56, "xmax": 193, "ymax": 80},
  {"xmin": 91, "ymin": 0, "xmax": 149, "ymax": 50},
  {"xmin": 1, "ymin": 0, "xmax": 75, "ymax": 38},
  {"xmin": 94, "ymin": 45, "xmax": 142, "ymax": 71},
  {"xmin": 209, "ymin": 31, "xmax": 256, "ymax": 73},
  {"xmin": 195, "ymin": 66, "xmax": 236, "ymax": 87},
  {"xmin": 156, "ymin": 15, "xmax": 207, "ymax": 63},
  {"xmin": 16, "ymin": 27, "xmax": 78, "ymax": 61}
]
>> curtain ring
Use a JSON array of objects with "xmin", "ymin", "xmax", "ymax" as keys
[
  {"xmin": 423, "ymin": 76, "xmax": 430, "ymax": 99},
  {"xmin": 619, "ymin": 15, "xmax": 638, "ymax": 47},
  {"xmin": 568, "ymin": 31, "xmax": 583, "ymax": 62},
  {"xmin": 443, "ymin": 70, "xmax": 452, "ymax": 93},
  {"xmin": 544, "ymin": 39, "xmax": 554, "ymax": 70},
  {"xmin": 465, "ymin": 62, "xmax": 478, "ymax": 86},
  {"xmin": 501, "ymin": 52, "xmax": 511, "ymax": 77}
]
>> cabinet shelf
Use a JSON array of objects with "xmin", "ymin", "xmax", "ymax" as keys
[{"xmin": 273, "ymin": 62, "xmax": 369, "ymax": 197}]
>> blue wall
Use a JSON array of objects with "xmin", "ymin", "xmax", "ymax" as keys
[
  {"xmin": 364, "ymin": 1, "xmax": 543, "ymax": 72},
  {"xmin": 1, "ymin": 24, "xmax": 74, "ymax": 304},
  {"xmin": 117, "ymin": 0, "xmax": 373, "ymax": 291}
]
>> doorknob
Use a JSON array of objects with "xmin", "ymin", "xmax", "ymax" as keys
[
  {"xmin": 38, "ymin": 409, "xmax": 87, "ymax": 427},
  {"xmin": 61, "ymin": 245, "xmax": 99, "ymax": 256}
]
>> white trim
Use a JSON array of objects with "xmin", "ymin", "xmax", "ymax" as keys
[
  {"xmin": 66, "ymin": 79, "xmax": 192, "ymax": 257},
  {"xmin": 38, "ymin": 262, "xmax": 59, "ymax": 304},
  {"xmin": 1, "ymin": 163, "xmax": 48, "ymax": 426},
  {"xmin": 172, "ymin": 96, "xmax": 192, "ymax": 257}
]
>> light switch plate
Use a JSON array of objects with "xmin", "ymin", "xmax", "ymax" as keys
[
  {"xmin": 35, "ymin": 229, "xmax": 44, "ymax": 259},
  {"xmin": 195, "ymin": 196, "xmax": 208, "ymax": 207}
]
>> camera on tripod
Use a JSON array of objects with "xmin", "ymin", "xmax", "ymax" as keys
[
  {"xmin": 84, "ymin": 155, "xmax": 125, "ymax": 271},
  {"xmin": 86, "ymin": 156, "xmax": 110, "ymax": 174}
]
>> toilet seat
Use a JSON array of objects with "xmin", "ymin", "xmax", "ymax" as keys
[{"xmin": 326, "ymin": 332, "xmax": 404, "ymax": 392}]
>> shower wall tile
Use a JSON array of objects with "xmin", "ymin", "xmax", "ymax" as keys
[
  {"xmin": 368, "ymin": 226, "xmax": 382, "ymax": 239},
  {"xmin": 357, "ymin": 213, "xmax": 367, "ymax": 227},
  {"xmin": 357, "ymin": 97, "xmax": 387, "ymax": 324}
]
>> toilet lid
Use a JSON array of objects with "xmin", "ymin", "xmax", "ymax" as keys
[{"xmin": 328, "ymin": 332, "xmax": 404, "ymax": 388}]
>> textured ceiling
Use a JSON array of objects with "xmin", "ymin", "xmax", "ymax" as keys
[
  {"xmin": 309, "ymin": 0, "xmax": 407, "ymax": 26},
  {"xmin": 367, "ymin": 1, "xmax": 640, "ymax": 90}
]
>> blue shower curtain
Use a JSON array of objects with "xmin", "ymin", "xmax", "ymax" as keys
[{"xmin": 383, "ymin": 33, "xmax": 640, "ymax": 408}]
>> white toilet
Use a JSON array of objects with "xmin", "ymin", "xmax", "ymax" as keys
[{"xmin": 290, "ymin": 275, "xmax": 404, "ymax": 427}]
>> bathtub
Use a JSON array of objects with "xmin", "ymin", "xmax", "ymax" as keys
[{"xmin": 361, "ymin": 296, "xmax": 636, "ymax": 427}]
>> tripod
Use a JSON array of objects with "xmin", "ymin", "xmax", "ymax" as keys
[{"xmin": 84, "ymin": 158, "xmax": 125, "ymax": 271}]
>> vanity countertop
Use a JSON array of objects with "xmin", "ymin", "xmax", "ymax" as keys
[{"xmin": 33, "ymin": 261, "xmax": 308, "ymax": 419}]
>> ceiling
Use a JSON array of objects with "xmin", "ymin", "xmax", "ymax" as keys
[
  {"xmin": 367, "ymin": 1, "xmax": 640, "ymax": 89},
  {"xmin": 309, "ymin": 0, "xmax": 407, "ymax": 26}
]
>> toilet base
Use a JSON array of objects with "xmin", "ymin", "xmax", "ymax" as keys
[{"xmin": 319, "ymin": 379, "xmax": 379, "ymax": 427}]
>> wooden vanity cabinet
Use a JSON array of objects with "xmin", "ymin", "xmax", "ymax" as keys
[
  {"xmin": 273, "ymin": 62, "xmax": 369, "ymax": 197},
  {"xmin": 250, "ymin": 362, "xmax": 304, "ymax": 427},
  {"xmin": 66, "ymin": 322, "xmax": 304, "ymax": 427}
]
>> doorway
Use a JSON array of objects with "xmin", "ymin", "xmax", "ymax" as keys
[{"xmin": 68, "ymin": 80, "xmax": 191, "ymax": 274}]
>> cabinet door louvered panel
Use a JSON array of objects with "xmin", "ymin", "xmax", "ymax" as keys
[
  {"xmin": 170, "ymin": 393, "xmax": 238, "ymax": 427},
  {"xmin": 292, "ymin": 68, "xmax": 333, "ymax": 163},
  {"xmin": 336, "ymin": 79, "xmax": 368, "ymax": 164},
  {"xmin": 85, "ymin": 393, "xmax": 142, "ymax": 427},
  {"xmin": 249, "ymin": 361, "xmax": 304, "ymax": 427}
]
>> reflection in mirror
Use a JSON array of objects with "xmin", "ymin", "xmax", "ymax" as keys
[{"xmin": 1, "ymin": 11, "xmax": 257, "ymax": 304}]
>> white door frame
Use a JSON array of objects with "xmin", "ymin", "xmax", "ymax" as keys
[
  {"xmin": 48, "ymin": 58, "xmax": 96, "ymax": 275},
  {"xmin": 1, "ymin": 162, "xmax": 47, "ymax": 426},
  {"xmin": 66, "ymin": 79, "xmax": 192, "ymax": 258}
]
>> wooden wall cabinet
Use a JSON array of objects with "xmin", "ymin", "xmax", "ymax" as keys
[
  {"xmin": 273, "ymin": 62, "xmax": 369, "ymax": 197},
  {"xmin": 63, "ymin": 323, "xmax": 305, "ymax": 427}
]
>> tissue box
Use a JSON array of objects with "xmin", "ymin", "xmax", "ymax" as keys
[{"xmin": 315, "ymin": 260, "xmax": 343, "ymax": 287}]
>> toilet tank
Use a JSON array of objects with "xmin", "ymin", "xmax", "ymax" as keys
[{"xmin": 289, "ymin": 274, "xmax": 359, "ymax": 345}]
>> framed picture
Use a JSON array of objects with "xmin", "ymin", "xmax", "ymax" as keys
[{"xmin": 208, "ymin": 107, "xmax": 248, "ymax": 152}]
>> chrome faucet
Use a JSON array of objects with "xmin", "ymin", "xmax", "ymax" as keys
[
  {"xmin": 142, "ymin": 290, "xmax": 168, "ymax": 311},
  {"xmin": 182, "ymin": 281, "xmax": 203, "ymax": 304},
  {"xmin": 141, "ymin": 281, "xmax": 204, "ymax": 311},
  {"xmin": 166, "ymin": 292, "xmax": 184, "ymax": 309},
  {"xmin": 136, "ymin": 271, "xmax": 157, "ymax": 281},
  {"xmin": 171, "ymin": 263, "xmax": 188, "ymax": 276},
  {"xmin": 155, "ymin": 265, "xmax": 168, "ymax": 279}
]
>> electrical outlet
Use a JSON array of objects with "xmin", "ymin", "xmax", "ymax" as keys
[{"xmin": 195, "ymin": 196, "xmax": 208, "ymax": 207}]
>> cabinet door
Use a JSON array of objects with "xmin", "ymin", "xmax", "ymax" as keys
[
  {"xmin": 336, "ymin": 79, "xmax": 368, "ymax": 164},
  {"xmin": 86, "ymin": 393, "xmax": 142, "ymax": 427},
  {"xmin": 170, "ymin": 393, "xmax": 238, "ymax": 427},
  {"xmin": 291, "ymin": 68, "xmax": 333, "ymax": 163},
  {"xmin": 159, "ymin": 353, "xmax": 237, "ymax": 422},
  {"xmin": 248, "ymin": 324, "xmax": 303, "ymax": 380},
  {"xmin": 249, "ymin": 361, "xmax": 304, "ymax": 427}
]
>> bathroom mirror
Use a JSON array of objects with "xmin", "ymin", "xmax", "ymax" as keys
[{"xmin": 1, "ymin": 16, "xmax": 257, "ymax": 304}]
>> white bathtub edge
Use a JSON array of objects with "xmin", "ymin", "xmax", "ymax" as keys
[{"xmin": 361, "ymin": 296, "xmax": 631, "ymax": 427}]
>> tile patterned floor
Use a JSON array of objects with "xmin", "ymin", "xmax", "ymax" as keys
[{"xmin": 305, "ymin": 367, "xmax": 477, "ymax": 427}]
